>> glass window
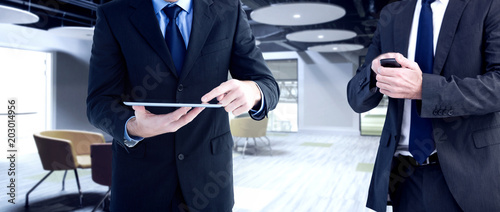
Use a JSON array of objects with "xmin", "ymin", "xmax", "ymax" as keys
[
  {"xmin": 360, "ymin": 95, "xmax": 388, "ymax": 136},
  {"xmin": 0, "ymin": 47, "xmax": 50, "ymax": 155},
  {"xmin": 266, "ymin": 59, "xmax": 298, "ymax": 132}
]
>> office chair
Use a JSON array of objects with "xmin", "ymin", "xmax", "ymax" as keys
[
  {"xmin": 230, "ymin": 117, "xmax": 272, "ymax": 158},
  {"xmin": 26, "ymin": 130, "xmax": 105, "ymax": 208},
  {"xmin": 90, "ymin": 143, "xmax": 112, "ymax": 212}
]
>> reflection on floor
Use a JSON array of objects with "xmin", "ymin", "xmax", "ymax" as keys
[
  {"xmin": 0, "ymin": 131, "xmax": 390, "ymax": 212},
  {"xmin": 232, "ymin": 132, "xmax": 385, "ymax": 212}
]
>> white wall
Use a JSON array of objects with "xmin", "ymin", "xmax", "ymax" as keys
[
  {"xmin": 263, "ymin": 50, "xmax": 361, "ymax": 134},
  {"xmin": 0, "ymin": 23, "xmax": 101, "ymax": 137}
]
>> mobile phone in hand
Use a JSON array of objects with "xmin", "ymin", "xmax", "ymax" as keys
[{"xmin": 380, "ymin": 58, "xmax": 402, "ymax": 68}]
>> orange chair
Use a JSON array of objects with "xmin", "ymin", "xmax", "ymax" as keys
[{"xmin": 26, "ymin": 130, "xmax": 105, "ymax": 208}]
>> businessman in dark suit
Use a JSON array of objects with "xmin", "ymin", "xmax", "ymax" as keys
[
  {"xmin": 347, "ymin": 0, "xmax": 500, "ymax": 211},
  {"xmin": 86, "ymin": 0, "xmax": 279, "ymax": 211}
]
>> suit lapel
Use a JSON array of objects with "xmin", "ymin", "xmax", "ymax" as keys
[
  {"xmin": 129, "ymin": 0, "xmax": 178, "ymax": 78},
  {"xmin": 390, "ymin": 1, "xmax": 417, "ymax": 137},
  {"xmin": 433, "ymin": 0, "xmax": 470, "ymax": 75},
  {"xmin": 394, "ymin": 0, "xmax": 417, "ymax": 57},
  {"xmin": 180, "ymin": 0, "xmax": 216, "ymax": 81}
]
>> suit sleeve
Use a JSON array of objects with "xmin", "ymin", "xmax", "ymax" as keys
[
  {"xmin": 86, "ymin": 7, "xmax": 134, "ymax": 146},
  {"xmin": 420, "ymin": 0, "xmax": 500, "ymax": 118},
  {"xmin": 227, "ymin": 1, "xmax": 280, "ymax": 120},
  {"xmin": 346, "ymin": 9, "xmax": 385, "ymax": 114}
]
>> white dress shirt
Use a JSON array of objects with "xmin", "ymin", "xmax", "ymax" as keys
[{"xmin": 395, "ymin": 0, "xmax": 449, "ymax": 157}]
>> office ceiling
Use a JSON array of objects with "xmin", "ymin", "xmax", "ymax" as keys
[{"xmin": 1, "ymin": 0, "xmax": 397, "ymax": 52}]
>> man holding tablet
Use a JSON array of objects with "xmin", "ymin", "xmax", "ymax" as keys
[{"xmin": 86, "ymin": 0, "xmax": 279, "ymax": 211}]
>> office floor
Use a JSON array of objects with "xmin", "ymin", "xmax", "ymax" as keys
[{"xmin": 0, "ymin": 132, "xmax": 390, "ymax": 212}]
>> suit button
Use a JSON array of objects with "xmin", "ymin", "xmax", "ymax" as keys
[
  {"xmin": 448, "ymin": 110, "xmax": 454, "ymax": 116},
  {"xmin": 178, "ymin": 154, "xmax": 184, "ymax": 160},
  {"xmin": 178, "ymin": 84, "xmax": 183, "ymax": 92}
]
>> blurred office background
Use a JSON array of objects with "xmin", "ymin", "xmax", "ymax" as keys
[{"xmin": 0, "ymin": 0, "xmax": 393, "ymax": 211}]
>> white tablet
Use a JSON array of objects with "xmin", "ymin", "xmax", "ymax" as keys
[{"xmin": 123, "ymin": 102, "xmax": 223, "ymax": 108}]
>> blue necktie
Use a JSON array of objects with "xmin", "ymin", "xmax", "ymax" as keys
[
  {"xmin": 409, "ymin": 0, "xmax": 435, "ymax": 164},
  {"xmin": 163, "ymin": 5, "xmax": 186, "ymax": 76}
]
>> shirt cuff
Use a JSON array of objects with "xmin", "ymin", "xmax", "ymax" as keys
[
  {"xmin": 123, "ymin": 116, "xmax": 144, "ymax": 148},
  {"xmin": 249, "ymin": 82, "xmax": 265, "ymax": 116}
]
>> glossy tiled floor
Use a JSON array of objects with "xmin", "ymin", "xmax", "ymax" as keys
[
  {"xmin": 232, "ymin": 132, "xmax": 383, "ymax": 212},
  {"xmin": 0, "ymin": 131, "xmax": 389, "ymax": 212}
]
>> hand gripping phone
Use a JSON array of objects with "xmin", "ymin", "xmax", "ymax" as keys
[{"xmin": 380, "ymin": 58, "xmax": 402, "ymax": 68}]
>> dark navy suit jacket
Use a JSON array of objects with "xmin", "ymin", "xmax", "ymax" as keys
[
  {"xmin": 86, "ymin": 0, "xmax": 279, "ymax": 211},
  {"xmin": 347, "ymin": 0, "xmax": 500, "ymax": 211}
]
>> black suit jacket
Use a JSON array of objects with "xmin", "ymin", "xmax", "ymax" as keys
[
  {"xmin": 347, "ymin": 0, "xmax": 500, "ymax": 211},
  {"xmin": 86, "ymin": 0, "xmax": 279, "ymax": 211}
]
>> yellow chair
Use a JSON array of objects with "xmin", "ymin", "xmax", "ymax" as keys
[
  {"xmin": 230, "ymin": 117, "xmax": 272, "ymax": 158},
  {"xmin": 26, "ymin": 130, "xmax": 105, "ymax": 208}
]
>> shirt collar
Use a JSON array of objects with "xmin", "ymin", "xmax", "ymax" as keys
[
  {"xmin": 152, "ymin": 0, "xmax": 192, "ymax": 15},
  {"xmin": 430, "ymin": 0, "xmax": 448, "ymax": 5},
  {"xmin": 418, "ymin": 0, "xmax": 447, "ymax": 4},
  {"xmin": 438, "ymin": 0, "xmax": 449, "ymax": 5}
]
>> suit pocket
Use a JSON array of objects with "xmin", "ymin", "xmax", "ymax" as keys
[
  {"xmin": 210, "ymin": 131, "xmax": 233, "ymax": 155},
  {"xmin": 473, "ymin": 126, "xmax": 500, "ymax": 148},
  {"xmin": 201, "ymin": 38, "xmax": 230, "ymax": 55}
]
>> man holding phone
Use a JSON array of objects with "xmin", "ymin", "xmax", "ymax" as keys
[{"xmin": 347, "ymin": 0, "xmax": 500, "ymax": 211}]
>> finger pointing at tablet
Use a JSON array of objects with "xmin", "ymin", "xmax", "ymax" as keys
[{"xmin": 201, "ymin": 79, "xmax": 261, "ymax": 116}]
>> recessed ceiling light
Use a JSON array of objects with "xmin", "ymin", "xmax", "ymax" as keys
[
  {"xmin": 48, "ymin": 26, "xmax": 95, "ymax": 40},
  {"xmin": 287, "ymin": 29, "xmax": 357, "ymax": 43},
  {"xmin": 251, "ymin": 3, "xmax": 345, "ymax": 26},
  {"xmin": 0, "ymin": 5, "xmax": 39, "ymax": 24},
  {"xmin": 308, "ymin": 44, "xmax": 364, "ymax": 52}
]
